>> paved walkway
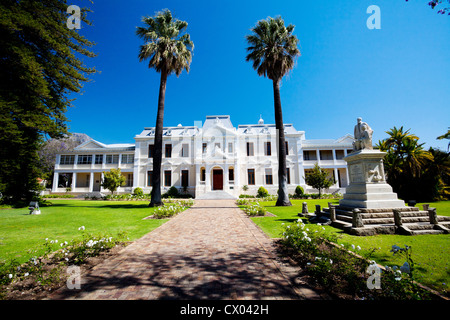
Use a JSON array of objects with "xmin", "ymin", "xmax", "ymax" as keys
[{"xmin": 50, "ymin": 200, "xmax": 322, "ymax": 300}]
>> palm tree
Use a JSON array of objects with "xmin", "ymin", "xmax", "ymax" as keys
[
  {"xmin": 136, "ymin": 9, "xmax": 193, "ymax": 207},
  {"xmin": 437, "ymin": 127, "xmax": 450, "ymax": 151},
  {"xmin": 383, "ymin": 126, "xmax": 418, "ymax": 155},
  {"xmin": 245, "ymin": 16, "xmax": 300, "ymax": 206},
  {"xmin": 379, "ymin": 126, "xmax": 433, "ymax": 200}
]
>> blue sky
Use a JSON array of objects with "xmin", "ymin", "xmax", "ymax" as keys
[{"xmin": 68, "ymin": 0, "xmax": 450, "ymax": 150}]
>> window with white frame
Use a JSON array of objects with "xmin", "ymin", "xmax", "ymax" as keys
[
  {"xmin": 105, "ymin": 154, "xmax": 119, "ymax": 164},
  {"xmin": 303, "ymin": 150, "xmax": 317, "ymax": 161},
  {"xmin": 60, "ymin": 155, "xmax": 75, "ymax": 165},
  {"xmin": 228, "ymin": 167, "xmax": 234, "ymax": 181},
  {"xmin": 181, "ymin": 144, "xmax": 189, "ymax": 157},
  {"xmin": 164, "ymin": 170, "xmax": 172, "ymax": 187},
  {"xmin": 121, "ymin": 154, "xmax": 134, "ymax": 164},
  {"xmin": 200, "ymin": 167, "xmax": 206, "ymax": 182},
  {"xmin": 265, "ymin": 168, "xmax": 273, "ymax": 185},
  {"xmin": 148, "ymin": 144, "xmax": 155, "ymax": 158},
  {"xmin": 247, "ymin": 169, "xmax": 255, "ymax": 185},
  {"xmin": 94, "ymin": 155, "xmax": 103, "ymax": 164},
  {"xmin": 165, "ymin": 144, "xmax": 172, "ymax": 158},
  {"xmin": 246, "ymin": 142, "xmax": 254, "ymax": 156},
  {"xmin": 77, "ymin": 155, "xmax": 92, "ymax": 165},
  {"xmin": 147, "ymin": 171, "xmax": 153, "ymax": 187},
  {"xmin": 264, "ymin": 141, "xmax": 271, "ymax": 156},
  {"xmin": 124, "ymin": 173, "xmax": 133, "ymax": 187},
  {"xmin": 228, "ymin": 142, "xmax": 233, "ymax": 153}
]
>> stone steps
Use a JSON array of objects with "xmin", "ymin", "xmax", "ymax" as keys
[
  {"xmin": 322, "ymin": 205, "xmax": 450, "ymax": 236},
  {"xmin": 196, "ymin": 191, "xmax": 237, "ymax": 200},
  {"xmin": 410, "ymin": 229, "xmax": 445, "ymax": 235},
  {"xmin": 334, "ymin": 212, "xmax": 433, "ymax": 224}
]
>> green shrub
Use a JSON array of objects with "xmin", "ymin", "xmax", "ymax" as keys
[
  {"xmin": 257, "ymin": 186, "xmax": 269, "ymax": 198},
  {"xmin": 162, "ymin": 186, "xmax": 179, "ymax": 198},
  {"xmin": 133, "ymin": 187, "xmax": 144, "ymax": 197},
  {"xmin": 44, "ymin": 194, "xmax": 75, "ymax": 199},
  {"xmin": 295, "ymin": 186, "xmax": 304, "ymax": 197}
]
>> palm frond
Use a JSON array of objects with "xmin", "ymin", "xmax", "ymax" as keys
[
  {"xmin": 245, "ymin": 16, "xmax": 300, "ymax": 81},
  {"xmin": 136, "ymin": 9, "xmax": 193, "ymax": 77}
]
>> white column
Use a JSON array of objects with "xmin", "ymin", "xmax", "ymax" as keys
[
  {"xmin": 334, "ymin": 168, "xmax": 339, "ymax": 187},
  {"xmin": 332, "ymin": 149, "xmax": 337, "ymax": 165},
  {"xmin": 100, "ymin": 172, "xmax": 105, "ymax": 192},
  {"xmin": 89, "ymin": 172, "xmax": 94, "ymax": 192},
  {"xmin": 205, "ymin": 165, "xmax": 212, "ymax": 191},
  {"xmin": 133, "ymin": 141, "xmax": 140, "ymax": 188},
  {"xmin": 195, "ymin": 164, "xmax": 201, "ymax": 185},
  {"xmin": 72, "ymin": 172, "xmax": 77, "ymax": 191},
  {"xmin": 52, "ymin": 172, "xmax": 59, "ymax": 192},
  {"xmin": 299, "ymin": 165, "xmax": 306, "ymax": 185},
  {"xmin": 316, "ymin": 149, "xmax": 321, "ymax": 164},
  {"xmin": 91, "ymin": 154, "xmax": 95, "ymax": 169},
  {"xmin": 234, "ymin": 160, "xmax": 240, "ymax": 188},
  {"xmin": 133, "ymin": 164, "xmax": 139, "ymax": 189},
  {"xmin": 55, "ymin": 154, "xmax": 60, "ymax": 170},
  {"xmin": 102, "ymin": 153, "xmax": 106, "ymax": 169}
]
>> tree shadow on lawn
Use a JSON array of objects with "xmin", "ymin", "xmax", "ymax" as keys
[
  {"xmin": 49, "ymin": 202, "xmax": 150, "ymax": 210},
  {"xmin": 273, "ymin": 217, "xmax": 300, "ymax": 224}
]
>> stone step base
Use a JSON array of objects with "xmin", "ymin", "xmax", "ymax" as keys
[
  {"xmin": 307, "ymin": 205, "xmax": 450, "ymax": 236},
  {"xmin": 334, "ymin": 213, "xmax": 444, "ymax": 224},
  {"xmin": 331, "ymin": 221, "xmax": 450, "ymax": 236}
]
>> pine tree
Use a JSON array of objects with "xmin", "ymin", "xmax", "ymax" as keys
[{"xmin": 0, "ymin": 0, "xmax": 96, "ymax": 204}]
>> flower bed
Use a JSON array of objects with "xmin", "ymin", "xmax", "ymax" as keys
[
  {"xmin": 149, "ymin": 199, "xmax": 194, "ymax": 219},
  {"xmin": 242, "ymin": 203, "xmax": 267, "ymax": 216},
  {"xmin": 280, "ymin": 219, "xmax": 438, "ymax": 300},
  {"xmin": 0, "ymin": 227, "xmax": 128, "ymax": 300}
]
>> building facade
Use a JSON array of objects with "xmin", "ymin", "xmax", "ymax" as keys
[{"xmin": 52, "ymin": 115, "xmax": 354, "ymax": 198}]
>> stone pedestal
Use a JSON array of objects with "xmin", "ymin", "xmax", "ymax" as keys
[{"xmin": 339, "ymin": 149, "xmax": 405, "ymax": 209}]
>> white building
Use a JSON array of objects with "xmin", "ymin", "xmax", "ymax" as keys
[{"xmin": 52, "ymin": 115, "xmax": 354, "ymax": 198}]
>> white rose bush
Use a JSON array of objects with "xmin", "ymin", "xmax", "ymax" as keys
[
  {"xmin": 0, "ymin": 226, "xmax": 128, "ymax": 298},
  {"xmin": 242, "ymin": 203, "xmax": 267, "ymax": 216},
  {"xmin": 149, "ymin": 199, "xmax": 194, "ymax": 219},
  {"xmin": 280, "ymin": 219, "xmax": 433, "ymax": 300}
]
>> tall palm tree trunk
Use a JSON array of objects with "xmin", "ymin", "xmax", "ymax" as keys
[
  {"xmin": 150, "ymin": 69, "xmax": 168, "ymax": 207},
  {"xmin": 273, "ymin": 79, "xmax": 292, "ymax": 206}
]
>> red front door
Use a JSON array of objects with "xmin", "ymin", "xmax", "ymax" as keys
[{"xmin": 212, "ymin": 169, "xmax": 223, "ymax": 190}]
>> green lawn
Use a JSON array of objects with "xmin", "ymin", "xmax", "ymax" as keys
[
  {"xmin": 0, "ymin": 200, "xmax": 167, "ymax": 264},
  {"xmin": 249, "ymin": 199, "xmax": 450, "ymax": 294}
]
